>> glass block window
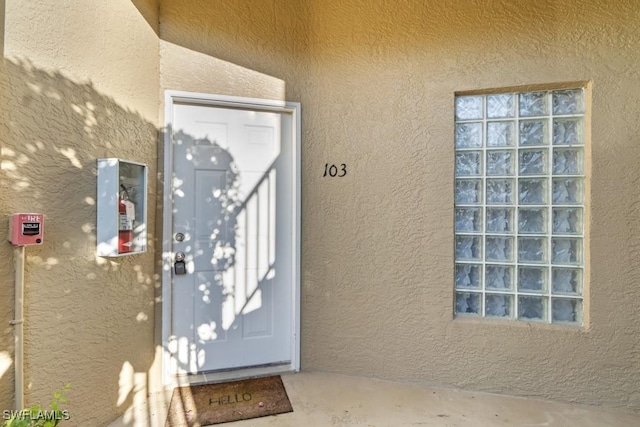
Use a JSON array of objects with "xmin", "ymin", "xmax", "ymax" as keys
[{"xmin": 454, "ymin": 88, "xmax": 585, "ymax": 325}]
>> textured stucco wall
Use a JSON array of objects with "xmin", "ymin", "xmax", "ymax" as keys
[
  {"xmin": 300, "ymin": 0, "xmax": 640, "ymax": 412},
  {"xmin": 0, "ymin": 0, "xmax": 160, "ymax": 424},
  {"xmin": 159, "ymin": 0, "xmax": 309, "ymax": 103},
  {"xmin": 160, "ymin": 0, "xmax": 640, "ymax": 412},
  {"xmin": 2, "ymin": 0, "xmax": 635, "ymax": 422}
]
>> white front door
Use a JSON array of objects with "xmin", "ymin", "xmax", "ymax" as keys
[{"xmin": 164, "ymin": 94, "xmax": 299, "ymax": 376}]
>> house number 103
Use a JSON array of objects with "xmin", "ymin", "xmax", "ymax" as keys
[{"xmin": 323, "ymin": 163, "xmax": 347, "ymax": 177}]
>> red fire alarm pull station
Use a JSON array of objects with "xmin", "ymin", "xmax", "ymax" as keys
[{"xmin": 9, "ymin": 213, "xmax": 44, "ymax": 246}]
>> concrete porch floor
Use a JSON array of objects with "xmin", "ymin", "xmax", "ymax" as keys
[{"xmin": 109, "ymin": 372, "xmax": 640, "ymax": 427}]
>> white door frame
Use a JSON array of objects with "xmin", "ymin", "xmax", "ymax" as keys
[{"xmin": 161, "ymin": 90, "xmax": 301, "ymax": 385}]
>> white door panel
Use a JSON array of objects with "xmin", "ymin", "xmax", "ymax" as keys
[{"xmin": 169, "ymin": 102, "xmax": 293, "ymax": 373}]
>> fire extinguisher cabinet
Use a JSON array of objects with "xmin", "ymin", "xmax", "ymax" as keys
[{"xmin": 96, "ymin": 158, "xmax": 148, "ymax": 257}]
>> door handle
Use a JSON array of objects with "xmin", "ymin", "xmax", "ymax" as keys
[{"xmin": 174, "ymin": 252, "xmax": 186, "ymax": 275}]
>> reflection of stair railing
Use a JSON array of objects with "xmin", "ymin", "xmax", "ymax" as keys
[
  {"xmin": 235, "ymin": 159, "xmax": 276, "ymax": 212},
  {"xmin": 234, "ymin": 263, "xmax": 275, "ymax": 321},
  {"xmin": 232, "ymin": 160, "xmax": 277, "ymax": 318}
]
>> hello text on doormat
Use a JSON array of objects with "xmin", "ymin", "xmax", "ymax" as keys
[{"xmin": 165, "ymin": 375, "xmax": 293, "ymax": 426}]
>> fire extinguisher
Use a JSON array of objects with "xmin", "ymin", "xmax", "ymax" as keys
[{"xmin": 119, "ymin": 184, "xmax": 134, "ymax": 253}]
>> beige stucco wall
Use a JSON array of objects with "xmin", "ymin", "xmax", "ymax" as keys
[
  {"xmin": 1, "ymin": 0, "xmax": 639, "ymax": 424},
  {"xmin": 159, "ymin": 0, "xmax": 311, "ymax": 103},
  {"xmin": 301, "ymin": 0, "xmax": 640, "ymax": 412},
  {"xmin": 160, "ymin": 0, "xmax": 640, "ymax": 413},
  {"xmin": 0, "ymin": 0, "xmax": 160, "ymax": 424}
]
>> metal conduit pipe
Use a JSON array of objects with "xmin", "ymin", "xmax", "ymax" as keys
[{"xmin": 10, "ymin": 246, "xmax": 25, "ymax": 410}]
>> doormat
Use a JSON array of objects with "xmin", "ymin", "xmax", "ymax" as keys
[{"xmin": 165, "ymin": 375, "xmax": 293, "ymax": 426}]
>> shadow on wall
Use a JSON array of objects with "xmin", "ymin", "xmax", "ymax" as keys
[
  {"xmin": 130, "ymin": 0, "xmax": 159, "ymax": 36},
  {"xmin": 0, "ymin": 57, "xmax": 158, "ymax": 425},
  {"xmin": 157, "ymin": 0, "xmax": 568, "ymax": 84},
  {"xmin": 158, "ymin": 0, "xmax": 306, "ymax": 101},
  {"xmin": 0, "ymin": 56, "xmax": 282, "ymax": 425}
]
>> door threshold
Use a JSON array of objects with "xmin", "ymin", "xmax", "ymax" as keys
[{"xmin": 174, "ymin": 363, "xmax": 295, "ymax": 387}]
